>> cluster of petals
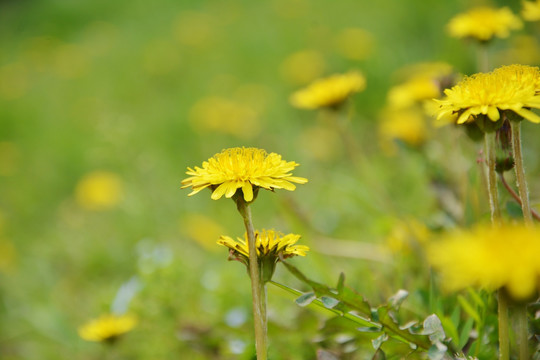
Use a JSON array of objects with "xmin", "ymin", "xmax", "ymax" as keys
[
  {"xmin": 289, "ymin": 70, "xmax": 366, "ymax": 110},
  {"xmin": 428, "ymin": 223, "xmax": 540, "ymax": 300},
  {"xmin": 181, "ymin": 147, "xmax": 307, "ymax": 202},
  {"xmin": 78, "ymin": 314, "xmax": 137, "ymax": 342},
  {"xmin": 434, "ymin": 64, "xmax": 540, "ymax": 124},
  {"xmin": 522, "ymin": 0, "xmax": 540, "ymax": 22},
  {"xmin": 447, "ymin": 6, "xmax": 522, "ymax": 41},
  {"xmin": 218, "ymin": 229, "xmax": 309, "ymax": 259}
]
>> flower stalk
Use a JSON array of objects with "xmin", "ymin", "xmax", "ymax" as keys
[
  {"xmin": 484, "ymin": 131, "xmax": 501, "ymax": 224},
  {"xmin": 236, "ymin": 198, "xmax": 267, "ymax": 360},
  {"xmin": 516, "ymin": 303, "xmax": 529, "ymax": 360},
  {"xmin": 510, "ymin": 120, "xmax": 534, "ymax": 225}
]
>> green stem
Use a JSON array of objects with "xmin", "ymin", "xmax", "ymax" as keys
[
  {"xmin": 477, "ymin": 43, "xmax": 489, "ymax": 73},
  {"xmin": 484, "ymin": 132, "xmax": 501, "ymax": 224},
  {"xmin": 236, "ymin": 199, "xmax": 267, "ymax": 360},
  {"xmin": 498, "ymin": 290, "xmax": 510, "ymax": 360},
  {"xmin": 516, "ymin": 303, "xmax": 529, "ymax": 360},
  {"xmin": 510, "ymin": 121, "xmax": 534, "ymax": 225}
]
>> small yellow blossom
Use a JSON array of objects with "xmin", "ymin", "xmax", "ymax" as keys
[
  {"xmin": 280, "ymin": 50, "xmax": 326, "ymax": 86},
  {"xmin": 447, "ymin": 6, "xmax": 523, "ymax": 42},
  {"xmin": 189, "ymin": 96, "xmax": 261, "ymax": 139},
  {"xmin": 78, "ymin": 314, "xmax": 137, "ymax": 342},
  {"xmin": 181, "ymin": 147, "xmax": 307, "ymax": 202},
  {"xmin": 334, "ymin": 28, "xmax": 375, "ymax": 61},
  {"xmin": 218, "ymin": 229, "xmax": 308, "ymax": 282},
  {"xmin": 428, "ymin": 223, "xmax": 540, "ymax": 300},
  {"xmin": 378, "ymin": 107, "xmax": 428, "ymax": 153},
  {"xmin": 75, "ymin": 171, "xmax": 123, "ymax": 211},
  {"xmin": 218, "ymin": 229, "xmax": 309, "ymax": 259},
  {"xmin": 434, "ymin": 64, "xmax": 540, "ymax": 125},
  {"xmin": 522, "ymin": 0, "xmax": 540, "ymax": 21},
  {"xmin": 290, "ymin": 71, "xmax": 366, "ymax": 110}
]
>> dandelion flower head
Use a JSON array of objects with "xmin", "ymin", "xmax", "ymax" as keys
[
  {"xmin": 78, "ymin": 314, "xmax": 137, "ymax": 342},
  {"xmin": 447, "ymin": 6, "xmax": 523, "ymax": 42},
  {"xmin": 522, "ymin": 0, "xmax": 540, "ymax": 22},
  {"xmin": 218, "ymin": 229, "xmax": 309, "ymax": 260},
  {"xmin": 290, "ymin": 70, "xmax": 366, "ymax": 110},
  {"xmin": 181, "ymin": 147, "xmax": 308, "ymax": 202},
  {"xmin": 428, "ymin": 223, "xmax": 540, "ymax": 300},
  {"xmin": 434, "ymin": 64, "xmax": 540, "ymax": 125}
]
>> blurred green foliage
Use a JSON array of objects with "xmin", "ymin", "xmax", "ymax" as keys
[{"xmin": 0, "ymin": 0, "xmax": 537, "ymax": 359}]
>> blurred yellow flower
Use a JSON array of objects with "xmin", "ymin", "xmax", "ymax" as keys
[
  {"xmin": 389, "ymin": 62, "xmax": 454, "ymax": 109},
  {"xmin": 181, "ymin": 213, "xmax": 226, "ymax": 251},
  {"xmin": 522, "ymin": 0, "xmax": 540, "ymax": 21},
  {"xmin": 290, "ymin": 70, "xmax": 366, "ymax": 110},
  {"xmin": 378, "ymin": 107, "xmax": 428, "ymax": 153},
  {"xmin": 434, "ymin": 64, "xmax": 540, "ymax": 125},
  {"xmin": 385, "ymin": 219, "xmax": 429, "ymax": 254},
  {"xmin": 497, "ymin": 35, "xmax": 540, "ymax": 65},
  {"xmin": 428, "ymin": 223, "xmax": 540, "ymax": 300},
  {"xmin": 388, "ymin": 79, "xmax": 441, "ymax": 110},
  {"xmin": 334, "ymin": 28, "xmax": 375, "ymax": 61},
  {"xmin": 181, "ymin": 147, "xmax": 307, "ymax": 202},
  {"xmin": 78, "ymin": 314, "xmax": 137, "ymax": 342},
  {"xmin": 189, "ymin": 96, "xmax": 260, "ymax": 139},
  {"xmin": 75, "ymin": 171, "xmax": 123, "ymax": 211},
  {"xmin": 280, "ymin": 50, "xmax": 326, "ymax": 86},
  {"xmin": 447, "ymin": 6, "xmax": 523, "ymax": 42}
]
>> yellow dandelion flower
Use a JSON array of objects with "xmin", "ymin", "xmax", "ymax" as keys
[
  {"xmin": 290, "ymin": 70, "xmax": 366, "ymax": 110},
  {"xmin": 434, "ymin": 64, "xmax": 540, "ymax": 125},
  {"xmin": 378, "ymin": 107, "xmax": 428, "ymax": 153},
  {"xmin": 522, "ymin": 0, "xmax": 540, "ymax": 21},
  {"xmin": 447, "ymin": 6, "xmax": 523, "ymax": 42},
  {"xmin": 388, "ymin": 79, "xmax": 441, "ymax": 109},
  {"xmin": 218, "ymin": 229, "xmax": 309, "ymax": 282},
  {"xmin": 75, "ymin": 171, "xmax": 123, "ymax": 211},
  {"xmin": 428, "ymin": 223, "xmax": 540, "ymax": 300},
  {"xmin": 78, "ymin": 314, "xmax": 137, "ymax": 342},
  {"xmin": 181, "ymin": 147, "xmax": 307, "ymax": 202}
]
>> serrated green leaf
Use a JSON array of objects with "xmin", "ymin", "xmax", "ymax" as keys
[
  {"xmin": 321, "ymin": 296, "xmax": 340, "ymax": 309},
  {"xmin": 295, "ymin": 292, "xmax": 316, "ymax": 307},
  {"xmin": 388, "ymin": 289, "xmax": 408, "ymax": 311}
]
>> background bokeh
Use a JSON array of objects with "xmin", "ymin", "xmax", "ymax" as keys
[{"xmin": 1, "ymin": 0, "xmax": 538, "ymax": 358}]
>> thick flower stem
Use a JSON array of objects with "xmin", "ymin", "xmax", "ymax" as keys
[
  {"xmin": 510, "ymin": 121, "xmax": 534, "ymax": 225},
  {"xmin": 236, "ymin": 199, "xmax": 267, "ymax": 360},
  {"xmin": 484, "ymin": 132, "xmax": 501, "ymax": 224},
  {"xmin": 516, "ymin": 303, "xmax": 529, "ymax": 360},
  {"xmin": 498, "ymin": 290, "xmax": 510, "ymax": 360}
]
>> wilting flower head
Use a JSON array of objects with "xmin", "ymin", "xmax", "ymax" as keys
[
  {"xmin": 78, "ymin": 314, "xmax": 137, "ymax": 343},
  {"xmin": 428, "ymin": 223, "xmax": 540, "ymax": 301},
  {"xmin": 447, "ymin": 6, "xmax": 523, "ymax": 42},
  {"xmin": 434, "ymin": 64, "xmax": 540, "ymax": 126},
  {"xmin": 181, "ymin": 147, "xmax": 307, "ymax": 202},
  {"xmin": 218, "ymin": 229, "xmax": 309, "ymax": 282},
  {"xmin": 290, "ymin": 70, "xmax": 366, "ymax": 110},
  {"xmin": 522, "ymin": 0, "xmax": 540, "ymax": 21}
]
